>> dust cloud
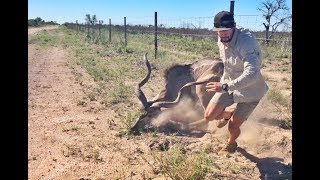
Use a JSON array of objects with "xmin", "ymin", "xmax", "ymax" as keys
[
  {"xmin": 237, "ymin": 103, "xmax": 268, "ymax": 150},
  {"xmin": 150, "ymin": 97, "xmax": 205, "ymax": 131}
]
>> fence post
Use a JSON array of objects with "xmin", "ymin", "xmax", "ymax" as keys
[
  {"xmin": 154, "ymin": 12, "xmax": 158, "ymax": 59},
  {"xmin": 109, "ymin": 18, "xmax": 111, "ymax": 42},
  {"xmin": 230, "ymin": 0, "xmax": 235, "ymax": 16},
  {"xmin": 124, "ymin": 17, "xmax": 127, "ymax": 46},
  {"xmin": 76, "ymin": 20, "xmax": 78, "ymax": 34}
]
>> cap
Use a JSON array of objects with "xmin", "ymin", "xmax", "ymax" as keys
[{"xmin": 213, "ymin": 11, "xmax": 235, "ymax": 31}]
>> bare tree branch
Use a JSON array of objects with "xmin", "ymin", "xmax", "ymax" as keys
[{"xmin": 257, "ymin": 0, "xmax": 292, "ymax": 44}]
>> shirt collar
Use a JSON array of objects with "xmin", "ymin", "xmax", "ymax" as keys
[{"xmin": 228, "ymin": 28, "xmax": 240, "ymax": 48}]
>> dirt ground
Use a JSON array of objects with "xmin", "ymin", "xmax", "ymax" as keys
[
  {"xmin": 28, "ymin": 25, "xmax": 60, "ymax": 35},
  {"xmin": 28, "ymin": 26, "xmax": 292, "ymax": 179}
]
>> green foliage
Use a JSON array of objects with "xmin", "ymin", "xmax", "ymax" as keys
[
  {"xmin": 107, "ymin": 79, "xmax": 132, "ymax": 104},
  {"xmin": 267, "ymin": 88, "xmax": 292, "ymax": 126},
  {"xmin": 146, "ymin": 147, "xmax": 219, "ymax": 179},
  {"xmin": 119, "ymin": 110, "xmax": 144, "ymax": 136},
  {"xmin": 28, "ymin": 17, "xmax": 59, "ymax": 27},
  {"xmin": 116, "ymin": 46, "xmax": 134, "ymax": 54},
  {"xmin": 159, "ymin": 35, "xmax": 219, "ymax": 58},
  {"xmin": 267, "ymin": 88, "xmax": 288, "ymax": 107},
  {"xmin": 28, "ymin": 29, "xmax": 60, "ymax": 47},
  {"xmin": 260, "ymin": 41, "xmax": 292, "ymax": 59},
  {"xmin": 262, "ymin": 45, "xmax": 291, "ymax": 59}
]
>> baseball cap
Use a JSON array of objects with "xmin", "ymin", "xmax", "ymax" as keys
[{"xmin": 213, "ymin": 11, "xmax": 235, "ymax": 31}]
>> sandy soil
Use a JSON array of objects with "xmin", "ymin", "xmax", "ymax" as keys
[{"xmin": 28, "ymin": 26, "xmax": 292, "ymax": 180}]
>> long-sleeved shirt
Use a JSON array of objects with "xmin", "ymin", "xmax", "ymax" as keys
[{"xmin": 218, "ymin": 28, "xmax": 269, "ymax": 103}]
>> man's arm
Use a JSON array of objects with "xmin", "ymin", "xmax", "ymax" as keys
[{"xmin": 228, "ymin": 41, "xmax": 262, "ymax": 91}]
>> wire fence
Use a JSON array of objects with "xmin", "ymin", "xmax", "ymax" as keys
[
  {"xmin": 100, "ymin": 14, "xmax": 291, "ymax": 33},
  {"xmin": 114, "ymin": 14, "xmax": 292, "ymax": 48},
  {"xmin": 74, "ymin": 13, "xmax": 292, "ymax": 45},
  {"xmin": 65, "ymin": 13, "xmax": 292, "ymax": 58}
]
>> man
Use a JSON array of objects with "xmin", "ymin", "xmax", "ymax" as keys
[{"xmin": 190, "ymin": 11, "xmax": 268, "ymax": 154}]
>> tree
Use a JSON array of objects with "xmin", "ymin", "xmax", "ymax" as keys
[
  {"xmin": 28, "ymin": 17, "xmax": 44, "ymax": 27},
  {"xmin": 35, "ymin": 17, "xmax": 44, "ymax": 25},
  {"xmin": 85, "ymin": 14, "xmax": 92, "ymax": 38},
  {"xmin": 91, "ymin": 15, "xmax": 98, "ymax": 42},
  {"xmin": 92, "ymin": 15, "xmax": 97, "ymax": 26},
  {"xmin": 28, "ymin": 17, "xmax": 59, "ymax": 27},
  {"xmin": 257, "ymin": 0, "xmax": 292, "ymax": 45}
]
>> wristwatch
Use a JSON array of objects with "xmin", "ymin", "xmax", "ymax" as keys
[{"xmin": 222, "ymin": 83, "xmax": 229, "ymax": 92}]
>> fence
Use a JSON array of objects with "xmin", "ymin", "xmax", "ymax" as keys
[{"xmin": 65, "ymin": 12, "xmax": 292, "ymax": 59}]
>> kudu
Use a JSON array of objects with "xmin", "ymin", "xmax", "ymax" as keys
[{"xmin": 131, "ymin": 53, "xmax": 224, "ymax": 134}]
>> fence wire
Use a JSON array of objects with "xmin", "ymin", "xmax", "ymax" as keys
[
  {"xmin": 102, "ymin": 14, "xmax": 291, "ymax": 33},
  {"xmin": 67, "ymin": 13, "xmax": 292, "ymax": 53}
]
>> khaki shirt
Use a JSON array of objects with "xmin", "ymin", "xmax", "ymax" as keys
[{"xmin": 218, "ymin": 28, "xmax": 269, "ymax": 103}]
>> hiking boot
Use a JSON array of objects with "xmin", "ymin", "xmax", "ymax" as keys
[
  {"xmin": 216, "ymin": 119, "xmax": 229, "ymax": 128},
  {"xmin": 219, "ymin": 142, "xmax": 238, "ymax": 154}
]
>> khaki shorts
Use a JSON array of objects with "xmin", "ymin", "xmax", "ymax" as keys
[{"xmin": 209, "ymin": 92, "xmax": 259, "ymax": 121}]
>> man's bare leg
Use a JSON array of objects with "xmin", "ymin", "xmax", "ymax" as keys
[
  {"xmin": 227, "ymin": 115, "xmax": 244, "ymax": 144},
  {"xmin": 218, "ymin": 115, "xmax": 244, "ymax": 154},
  {"xmin": 188, "ymin": 102, "xmax": 225, "ymax": 129},
  {"xmin": 216, "ymin": 111, "xmax": 234, "ymax": 128}
]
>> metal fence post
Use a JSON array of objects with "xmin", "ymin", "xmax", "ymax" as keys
[
  {"xmin": 230, "ymin": 0, "xmax": 235, "ymax": 16},
  {"xmin": 124, "ymin": 17, "xmax": 127, "ymax": 46},
  {"xmin": 109, "ymin": 18, "xmax": 111, "ymax": 42},
  {"xmin": 154, "ymin": 12, "xmax": 158, "ymax": 59}
]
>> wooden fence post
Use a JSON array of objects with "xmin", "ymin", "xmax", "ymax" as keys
[
  {"xmin": 109, "ymin": 18, "xmax": 111, "ymax": 42},
  {"xmin": 154, "ymin": 12, "xmax": 158, "ymax": 59},
  {"xmin": 124, "ymin": 17, "xmax": 127, "ymax": 46}
]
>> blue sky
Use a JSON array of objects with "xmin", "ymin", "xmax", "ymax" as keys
[{"xmin": 28, "ymin": 0, "xmax": 292, "ymax": 31}]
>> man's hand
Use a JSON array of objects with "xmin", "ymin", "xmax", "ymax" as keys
[{"xmin": 206, "ymin": 82, "xmax": 223, "ymax": 92}]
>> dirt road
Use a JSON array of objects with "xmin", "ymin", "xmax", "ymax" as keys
[
  {"xmin": 28, "ymin": 25, "xmax": 60, "ymax": 35},
  {"xmin": 28, "ymin": 26, "xmax": 155, "ymax": 179}
]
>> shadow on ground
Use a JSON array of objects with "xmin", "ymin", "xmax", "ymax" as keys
[
  {"xmin": 132, "ymin": 121, "xmax": 207, "ymax": 138},
  {"xmin": 257, "ymin": 117, "xmax": 292, "ymax": 130},
  {"xmin": 237, "ymin": 147, "xmax": 292, "ymax": 180}
]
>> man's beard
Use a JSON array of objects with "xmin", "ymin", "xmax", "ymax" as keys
[
  {"xmin": 220, "ymin": 36, "xmax": 232, "ymax": 43},
  {"xmin": 219, "ymin": 29, "xmax": 235, "ymax": 43}
]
